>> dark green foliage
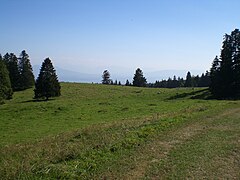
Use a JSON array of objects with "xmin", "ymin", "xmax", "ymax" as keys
[
  {"xmin": 210, "ymin": 56, "xmax": 221, "ymax": 96},
  {"xmin": 231, "ymin": 29, "xmax": 240, "ymax": 95},
  {"xmin": 151, "ymin": 71, "xmax": 210, "ymax": 88},
  {"xmin": 19, "ymin": 50, "xmax": 35, "ymax": 90},
  {"xmin": 198, "ymin": 71, "xmax": 211, "ymax": 87},
  {"xmin": 210, "ymin": 29, "xmax": 240, "ymax": 98},
  {"xmin": 34, "ymin": 58, "xmax": 61, "ymax": 100},
  {"xmin": 3, "ymin": 53, "xmax": 21, "ymax": 91},
  {"xmin": 125, "ymin": 79, "xmax": 130, "ymax": 86},
  {"xmin": 102, "ymin": 70, "xmax": 111, "ymax": 84},
  {"xmin": 133, "ymin": 68, "xmax": 147, "ymax": 87},
  {"xmin": 184, "ymin": 71, "xmax": 192, "ymax": 87},
  {"xmin": 0, "ymin": 54, "xmax": 13, "ymax": 101}
]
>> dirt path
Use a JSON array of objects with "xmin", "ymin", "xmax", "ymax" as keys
[{"xmin": 124, "ymin": 107, "xmax": 240, "ymax": 179}]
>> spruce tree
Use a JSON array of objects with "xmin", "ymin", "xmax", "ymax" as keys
[
  {"xmin": 133, "ymin": 68, "xmax": 147, "ymax": 87},
  {"xmin": 210, "ymin": 30, "xmax": 240, "ymax": 98},
  {"xmin": 19, "ymin": 50, "xmax": 35, "ymax": 90},
  {"xmin": 34, "ymin": 58, "xmax": 61, "ymax": 100},
  {"xmin": 3, "ymin": 53, "xmax": 21, "ymax": 91},
  {"xmin": 184, "ymin": 71, "xmax": 192, "ymax": 87},
  {"xmin": 218, "ymin": 34, "xmax": 234, "ymax": 97},
  {"xmin": 125, "ymin": 79, "xmax": 130, "ymax": 86},
  {"xmin": 0, "ymin": 54, "xmax": 13, "ymax": 101},
  {"xmin": 102, "ymin": 70, "xmax": 111, "ymax": 84},
  {"xmin": 210, "ymin": 56, "xmax": 220, "ymax": 96},
  {"xmin": 231, "ymin": 29, "xmax": 240, "ymax": 95}
]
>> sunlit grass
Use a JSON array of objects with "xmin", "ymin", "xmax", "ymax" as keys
[{"xmin": 0, "ymin": 83, "xmax": 239, "ymax": 179}]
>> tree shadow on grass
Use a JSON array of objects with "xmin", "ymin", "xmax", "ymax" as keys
[
  {"xmin": 20, "ymin": 99, "xmax": 55, "ymax": 103},
  {"xmin": 166, "ymin": 88, "xmax": 213, "ymax": 100}
]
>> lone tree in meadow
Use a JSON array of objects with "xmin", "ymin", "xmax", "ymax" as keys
[
  {"xmin": 34, "ymin": 58, "xmax": 61, "ymax": 100},
  {"xmin": 133, "ymin": 68, "xmax": 147, "ymax": 87},
  {"xmin": 102, "ymin": 70, "xmax": 111, "ymax": 84},
  {"xmin": 19, "ymin": 50, "xmax": 35, "ymax": 90},
  {"xmin": 0, "ymin": 54, "xmax": 13, "ymax": 101}
]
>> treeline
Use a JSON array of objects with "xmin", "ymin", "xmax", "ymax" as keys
[
  {"xmin": 210, "ymin": 29, "xmax": 240, "ymax": 98},
  {"xmin": 149, "ymin": 71, "xmax": 210, "ymax": 88},
  {"xmin": 2, "ymin": 28, "xmax": 239, "ymax": 101},
  {"xmin": 102, "ymin": 68, "xmax": 147, "ymax": 87},
  {"xmin": 102, "ymin": 68, "xmax": 210, "ymax": 88},
  {"xmin": 0, "ymin": 50, "xmax": 35, "ymax": 103},
  {"xmin": 0, "ymin": 50, "xmax": 60, "ymax": 103},
  {"xmin": 3, "ymin": 50, "xmax": 35, "ymax": 91}
]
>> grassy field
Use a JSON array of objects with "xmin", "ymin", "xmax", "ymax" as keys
[{"xmin": 0, "ymin": 83, "xmax": 239, "ymax": 179}]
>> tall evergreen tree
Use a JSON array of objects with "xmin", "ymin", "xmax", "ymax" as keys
[
  {"xmin": 210, "ymin": 29, "xmax": 240, "ymax": 98},
  {"xmin": 231, "ymin": 29, "xmax": 240, "ymax": 95},
  {"xmin": 3, "ymin": 53, "xmax": 21, "ymax": 91},
  {"xmin": 34, "ymin": 58, "xmax": 61, "ymax": 100},
  {"xmin": 102, "ymin": 70, "xmax": 111, "ymax": 84},
  {"xmin": 133, "ymin": 68, "xmax": 147, "ymax": 87},
  {"xmin": 19, "ymin": 50, "xmax": 35, "ymax": 90},
  {"xmin": 210, "ymin": 56, "xmax": 220, "ymax": 95},
  {"xmin": 218, "ymin": 34, "xmax": 234, "ymax": 97},
  {"xmin": 184, "ymin": 71, "xmax": 192, "ymax": 87},
  {"xmin": 125, "ymin": 79, "xmax": 130, "ymax": 86},
  {"xmin": 0, "ymin": 54, "xmax": 13, "ymax": 101}
]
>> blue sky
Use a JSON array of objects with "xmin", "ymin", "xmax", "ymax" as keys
[{"xmin": 1, "ymin": 0, "xmax": 240, "ymax": 77}]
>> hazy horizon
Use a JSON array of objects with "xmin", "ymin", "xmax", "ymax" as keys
[{"xmin": 1, "ymin": 0, "xmax": 240, "ymax": 76}]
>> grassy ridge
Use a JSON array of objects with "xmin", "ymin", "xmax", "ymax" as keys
[{"xmin": 0, "ymin": 83, "xmax": 239, "ymax": 179}]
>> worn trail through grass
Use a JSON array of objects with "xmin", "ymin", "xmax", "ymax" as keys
[
  {"xmin": 1, "ymin": 84, "xmax": 240, "ymax": 179},
  {"xmin": 122, "ymin": 107, "xmax": 240, "ymax": 179}
]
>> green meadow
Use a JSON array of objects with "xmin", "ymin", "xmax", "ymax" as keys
[{"xmin": 0, "ymin": 83, "xmax": 240, "ymax": 179}]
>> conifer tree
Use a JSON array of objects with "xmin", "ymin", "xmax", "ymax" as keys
[
  {"xmin": 3, "ymin": 53, "xmax": 21, "ymax": 91},
  {"xmin": 34, "ymin": 58, "xmax": 61, "ymax": 100},
  {"xmin": 218, "ymin": 34, "xmax": 234, "ymax": 97},
  {"xmin": 0, "ymin": 54, "xmax": 13, "ymax": 101},
  {"xmin": 210, "ymin": 56, "xmax": 221, "ymax": 96},
  {"xmin": 125, "ymin": 79, "xmax": 130, "ymax": 86},
  {"xmin": 231, "ymin": 29, "xmax": 240, "ymax": 95},
  {"xmin": 184, "ymin": 71, "xmax": 192, "ymax": 87},
  {"xmin": 210, "ymin": 29, "xmax": 240, "ymax": 98},
  {"xmin": 133, "ymin": 68, "xmax": 147, "ymax": 87},
  {"xmin": 102, "ymin": 70, "xmax": 111, "ymax": 84},
  {"xmin": 19, "ymin": 50, "xmax": 35, "ymax": 90}
]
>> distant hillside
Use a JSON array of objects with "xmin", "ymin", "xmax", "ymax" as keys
[
  {"xmin": 33, "ymin": 65, "xmax": 204, "ymax": 83},
  {"xmin": 33, "ymin": 65, "xmax": 101, "ymax": 83}
]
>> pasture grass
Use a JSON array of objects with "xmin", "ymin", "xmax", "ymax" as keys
[
  {"xmin": 0, "ymin": 83, "xmax": 208, "ymax": 146},
  {"xmin": 0, "ymin": 83, "xmax": 239, "ymax": 179}
]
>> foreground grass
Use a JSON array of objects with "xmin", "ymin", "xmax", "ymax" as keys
[
  {"xmin": 0, "ymin": 83, "xmax": 239, "ymax": 179},
  {"xmin": 0, "ymin": 83, "xmax": 209, "ymax": 146}
]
